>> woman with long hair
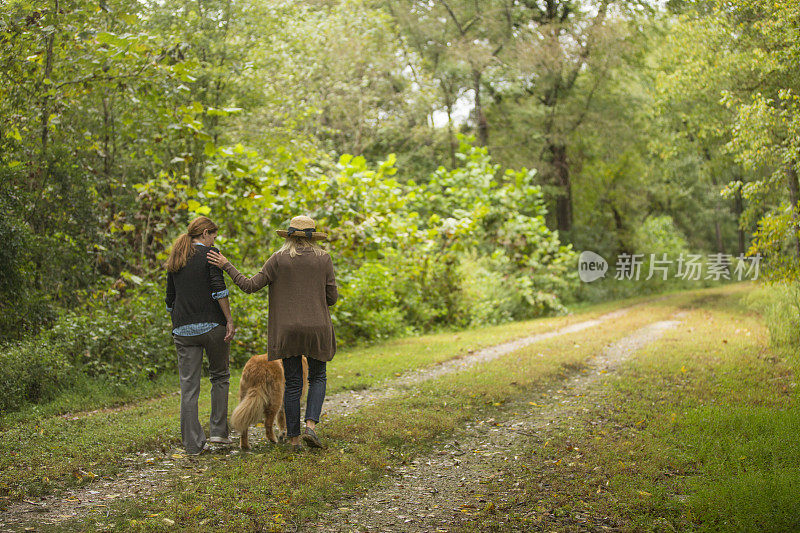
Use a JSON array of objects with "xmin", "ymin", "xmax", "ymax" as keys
[
  {"xmin": 207, "ymin": 215, "xmax": 337, "ymax": 452},
  {"xmin": 165, "ymin": 216, "xmax": 235, "ymax": 455}
]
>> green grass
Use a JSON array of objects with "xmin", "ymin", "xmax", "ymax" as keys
[
  {"xmin": 0, "ymin": 292, "xmax": 651, "ymax": 505},
  {"xmin": 52, "ymin": 288, "xmax": 695, "ymax": 531},
  {"xmin": 5, "ymin": 284, "xmax": 778, "ymax": 532},
  {"xmin": 0, "ymin": 372, "xmax": 179, "ymax": 427},
  {"xmin": 459, "ymin": 283, "xmax": 799, "ymax": 532}
]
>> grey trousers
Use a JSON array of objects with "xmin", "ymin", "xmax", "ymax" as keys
[{"xmin": 173, "ymin": 325, "xmax": 230, "ymax": 453}]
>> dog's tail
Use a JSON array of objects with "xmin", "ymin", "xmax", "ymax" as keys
[{"xmin": 230, "ymin": 385, "xmax": 269, "ymax": 434}]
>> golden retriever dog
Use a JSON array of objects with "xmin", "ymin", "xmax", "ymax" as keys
[{"xmin": 231, "ymin": 354, "xmax": 307, "ymax": 449}]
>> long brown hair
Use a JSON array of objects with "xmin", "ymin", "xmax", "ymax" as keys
[{"xmin": 166, "ymin": 216, "xmax": 219, "ymax": 273}]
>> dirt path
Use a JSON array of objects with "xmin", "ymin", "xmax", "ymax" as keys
[
  {"xmin": 0, "ymin": 308, "xmax": 632, "ymax": 531},
  {"xmin": 309, "ymin": 317, "xmax": 683, "ymax": 532},
  {"xmin": 322, "ymin": 308, "xmax": 629, "ymax": 419}
]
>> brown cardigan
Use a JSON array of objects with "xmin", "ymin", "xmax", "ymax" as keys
[{"xmin": 223, "ymin": 250, "xmax": 338, "ymax": 362}]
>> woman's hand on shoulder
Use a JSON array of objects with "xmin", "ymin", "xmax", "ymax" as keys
[{"xmin": 207, "ymin": 250, "xmax": 229, "ymax": 268}]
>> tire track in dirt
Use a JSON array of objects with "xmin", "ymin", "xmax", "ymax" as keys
[
  {"xmin": 309, "ymin": 317, "xmax": 683, "ymax": 533},
  {"xmin": 0, "ymin": 308, "xmax": 632, "ymax": 531},
  {"xmin": 321, "ymin": 308, "xmax": 630, "ymax": 419}
]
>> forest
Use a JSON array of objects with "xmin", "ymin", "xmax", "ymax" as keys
[
  {"xmin": 1, "ymin": 0, "xmax": 798, "ymax": 411},
  {"xmin": 3, "ymin": 1, "xmax": 800, "ymax": 531}
]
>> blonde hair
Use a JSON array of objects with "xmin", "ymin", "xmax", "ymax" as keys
[
  {"xmin": 277, "ymin": 236, "xmax": 326, "ymax": 258},
  {"xmin": 166, "ymin": 216, "xmax": 219, "ymax": 273}
]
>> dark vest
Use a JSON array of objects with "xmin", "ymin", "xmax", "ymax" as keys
[{"xmin": 167, "ymin": 246, "xmax": 228, "ymax": 329}]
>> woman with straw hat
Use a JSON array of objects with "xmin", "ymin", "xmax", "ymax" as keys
[{"xmin": 207, "ymin": 215, "xmax": 337, "ymax": 451}]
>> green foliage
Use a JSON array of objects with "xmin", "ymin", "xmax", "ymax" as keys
[
  {"xmin": 0, "ymin": 160, "xmax": 99, "ymax": 342},
  {"xmin": 0, "ymin": 283, "xmax": 173, "ymax": 412},
  {"xmin": 0, "ymin": 178, "xmax": 50, "ymax": 339},
  {"xmin": 746, "ymin": 282, "xmax": 800, "ymax": 348},
  {"xmin": 7, "ymin": 0, "xmax": 794, "ymax": 417},
  {"xmin": 198, "ymin": 139, "xmax": 577, "ymax": 337},
  {"xmin": 458, "ymin": 252, "xmax": 521, "ymax": 326},
  {"xmin": 49, "ymin": 289, "xmax": 174, "ymax": 380},
  {"xmin": 659, "ymin": 0, "xmax": 800, "ymax": 281},
  {"xmin": 333, "ymin": 262, "xmax": 407, "ymax": 345},
  {"xmin": 0, "ymin": 337, "xmax": 74, "ymax": 413},
  {"xmin": 632, "ymin": 215, "xmax": 690, "ymax": 257},
  {"xmin": 409, "ymin": 139, "xmax": 579, "ymax": 319}
]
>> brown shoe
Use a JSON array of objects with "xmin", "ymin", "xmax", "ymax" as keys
[{"xmin": 301, "ymin": 427, "xmax": 326, "ymax": 449}]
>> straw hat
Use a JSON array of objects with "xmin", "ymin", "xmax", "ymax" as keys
[{"xmin": 276, "ymin": 215, "xmax": 328, "ymax": 240}]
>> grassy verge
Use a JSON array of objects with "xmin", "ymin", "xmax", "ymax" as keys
[
  {"xmin": 0, "ymin": 373, "xmax": 179, "ymax": 427},
  {"xmin": 459, "ymin": 283, "xmax": 798, "ymax": 532},
  {"xmin": 54, "ymin": 288, "xmax": 701, "ymax": 531}
]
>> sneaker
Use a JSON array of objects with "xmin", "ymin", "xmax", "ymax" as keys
[
  {"xmin": 208, "ymin": 436, "xmax": 233, "ymax": 445},
  {"xmin": 186, "ymin": 445, "xmax": 207, "ymax": 456},
  {"xmin": 292, "ymin": 443, "xmax": 303, "ymax": 454},
  {"xmin": 301, "ymin": 427, "xmax": 326, "ymax": 449}
]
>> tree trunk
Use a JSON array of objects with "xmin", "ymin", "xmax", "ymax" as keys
[
  {"xmin": 703, "ymin": 150, "xmax": 726, "ymax": 254},
  {"xmin": 734, "ymin": 187, "xmax": 745, "ymax": 256},
  {"xmin": 443, "ymin": 84, "xmax": 456, "ymax": 168},
  {"xmin": 611, "ymin": 205, "xmax": 630, "ymax": 255},
  {"xmin": 39, "ymin": 0, "xmax": 58, "ymax": 165},
  {"xmin": 713, "ymin": 218, "xmax": 724, "ymax": 255},
  {"xmin": 787, "ymin": 162, "xmax": 800, "ymax": 258},
  {"xmin": 550, "ymin": 143, "xmax": 572, "ymax": 233},
  {"xmin": 472, "ymin": 68, "xmax": 488, "ymax": 147}
]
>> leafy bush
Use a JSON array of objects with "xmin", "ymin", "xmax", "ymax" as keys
[
  {"xmin": 0, "ymin": 337, "xmax": 76, "ymax": 413},
  {"xmin": 0, "ymin": 176, "xmax": 56, "ymax": 341},
  {"xmin": 633, "ymin": 215, "xmax": 690, "ymax": 259},
  {"xmin": 0, "ymin": 283, "xmax": 174, "ymax": 413},
  {"xmin": 457, "ymin": 252, "xmax": 517, "ymax": 326},
  {"xmin": 332, "ymin": 262, "xmax": 407, "ymax": 344},
  {"xmin": 48, "ymin": 287, "xmax": 174, "ymax": 380},
  {"xmin": 389, "ymin": 248, "xmax": 466, "ymax": 329}
]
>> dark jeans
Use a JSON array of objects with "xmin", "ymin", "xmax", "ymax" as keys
[
  {"xmin": 173, "ymin": 325, "xmax": 230, "ymax": 454},
  {"xmin": 283, "ymin": 355, "xmax": 326, "ymax": 438}
]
